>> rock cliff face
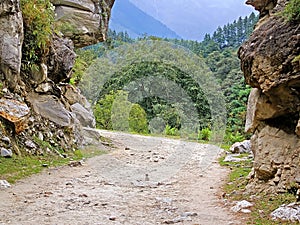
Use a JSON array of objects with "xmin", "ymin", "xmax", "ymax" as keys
[
  {"xmin": 52, "ymin": 0, "xmax": 115, "ymax": 47},
  {"xmin": 239, "ymin": 0, "xmax": 300, "ymax": 193},
  {"xmin": 0, "ymin": 0, "xmax": 114, "ymax": 156}
]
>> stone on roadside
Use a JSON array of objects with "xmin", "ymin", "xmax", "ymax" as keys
[
  {"xmin": 0, "ymin": 180, "xmax": 11, "ymax": 189},
  {"xmin": 231, "ymin": 200, "xmax": 253, "ymax": 213},
  {"xmin": 25, "ymin": 140, "xmax": 37, "ymax": 149},
  {"xmin": 230, "ymin": 140, "xmax": 251, "ymax": 154},
  {"xmin": 1, "ymin": 148, "xmax": 12, "ymax": 158},
  {"xmin": 271, "ymin": 202, "xmax": 300, "ymax": 222},
  {"xmin": 223, "ymin": 154, "xmax": 247, "ymax": 162}
]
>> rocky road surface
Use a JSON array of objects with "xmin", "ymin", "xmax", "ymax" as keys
[{"xmin": 0, "ymin": 130, "xmax": 241, "ymax": 225}]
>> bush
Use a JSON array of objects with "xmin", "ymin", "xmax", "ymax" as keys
[
  {"xmin": 198, "ymin": 127, "xmax": 212, "ymax": 141},
  {"xmin": 129, "ymin": 104, "xmax": 148, "ymax": 134},
  {"xmin": 70, "ymin": 49, "xmax": 98, "ymax": 85},
  {"xmin": 21, "ymin": 0, "xmax": 54, "ymax": 71},
  {"xmin": 283, "ymin": 0, "xmax": 300, "ymax": 21},
  {"xmin": 164, "ymin": 125, "xmax": 179, "ymax": 136},
  {"xmin": 224, "ymin": 131, "xmax": 244, "ymax": 144}
]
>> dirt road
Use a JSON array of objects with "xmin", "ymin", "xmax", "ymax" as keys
[{"xmin": 0, "ymin": 130, "xmax": 241, "ymax": 225}]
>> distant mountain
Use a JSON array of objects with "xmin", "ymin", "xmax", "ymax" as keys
[
  {"xmin": 109, "ymin": 0, "xmax": 181, "ymax": 39},
  {"xmin": 129, "ymin": 0, "xmax": 254, "ymax": 40}
]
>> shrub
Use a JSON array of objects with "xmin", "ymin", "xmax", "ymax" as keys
[
  {"xmin": 164, "ymin": 125, "xmax": 179, "ymax": 136},
  {"xmin": 129, "ymin": 104, "xmax": 148, "ymax": 134},
  {"xmin": 283, "ymin": 0, "xmax": 300, "ymax": 21},
  {"xmin": 224, "ymin": 131, "xmax": 244, "ymax": 144},
  {"xmin": 198, "ymin": 127, "xmax": 212, "ymax": 141},
  {"xmin": 21, "ymin": 0, "xmax": 54, "ymax": 71}
]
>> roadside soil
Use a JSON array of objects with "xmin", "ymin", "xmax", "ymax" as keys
[{"xmin": 0, "ymin": 130, "xmax": 243, "ymax": 225}]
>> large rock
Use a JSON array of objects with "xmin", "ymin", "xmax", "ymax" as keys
[
  {"xmin": 239, "ymin": 0, "xmax": 300, "ymax": 193},
  {"xmin": 51, "ymin": 0, "xmax": 115, "ymax": 47},
  {"xmin": 245, "ymin": 88, "xmax": 286, "ymax": 133},
  {"xmin": 246, "ymin": 0, "xmax": 277, "ymax": 16},
  {"xmin": 0, "ymin": 97, "xmax": 30, "ymax": 133},
  {"xmin": 71, "ymin": 103, "xmax": 96, "ymax": 128},
  {"xmin": 230, "ymin": 140, "xmax": 252, "ymax": 154},
  {"xmin": 0, "ymin": 0, "xmax": 23, "ymax": 91},
  {"xmin": 27, "ymin": 93, "xmax": 74, "ymax": 127},
  {"xmin": 47, "ymin": 36, "xmax": 76, "ymax": 83},
  {"xmin": 271, "ymin": 202, "xmax": 300, "ymax": 222}
]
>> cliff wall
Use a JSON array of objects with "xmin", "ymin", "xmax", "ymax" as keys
[
  {"xmin": 0, "ymin": 0, "xmax": 114, "ymax": 156},
  {"xmin": 239, "ymin": 0, "xmax": 300, "ymax": 193}
]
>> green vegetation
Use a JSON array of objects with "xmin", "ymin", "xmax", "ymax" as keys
[
  {"xmin": 219, "ymin": 155, "xmax": 298, "ymax": 224},
  {"xmin": 70, "ymin": 49, "xmax": 98, "ymax": 85},
  {"xmin": 283, "ymin": 0, "xmax": 300, "ymax": 21},
  {"xmin": 20, "ymin": 0, "xmax": 54, "ymax": 72},
  {"xmin": 129, "ymin": 104, "xmax": 148, "ymax": 134},
  {"xmin": 73, "ymin": 13, "xmax": 258, "ymax": 143},
  {"xmin": 0, "ymin": 146, "xmax": 107, "ymax": 184}
]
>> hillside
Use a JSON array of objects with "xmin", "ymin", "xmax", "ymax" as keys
[
  {"xmin": 109, "ymin": 0, "xmax": 181, "ymax": 39},
  {"xmin": 128, "ymin": 0, "xmax": 254, "ymax": 40}
]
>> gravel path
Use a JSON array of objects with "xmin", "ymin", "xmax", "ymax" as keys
[{"xmin": 0, "ymin": 130, "xmax": 241, "ymax": 225}]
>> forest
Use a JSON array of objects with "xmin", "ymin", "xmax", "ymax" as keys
[{"xmin": 74, "ymin": 12, "xmax": 259, "ymax": 144}]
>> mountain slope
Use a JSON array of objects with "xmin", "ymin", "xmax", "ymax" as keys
[
  {"xmin": 109, "ymin": 0, "xmax": 181, "ymax": 39},
  {"xmin": 129, "ymin": 0, "xmax": 254, "ymax": 40}
]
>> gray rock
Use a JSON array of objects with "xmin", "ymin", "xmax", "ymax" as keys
[
  {"xmin": 47, "ymin": 37, "xmax": 75, "ymax": 83},
  {"xmin": 71, "ymin": 103, "xmax": 96, "ymax": 128},
  {"xmin": 2, "ymin": 136, "xmax": 11, "ymax": 144},
  {"xmin": 223, "ymin": 154, "xmax": 248, "ymax": 162},
  {"xmin": 0, "ymin": 180, "xmax": 11, "ymax": 188},
  {"xmin": 0, "ymin": 0, "xmax": 23, "ymax": 91},
  {"xmin": 27, "ymin": 93, "xmax": 74, "ymax": 127},
  {"xmin": 271, "ymin": 202, "xmax": 300, "ymax": 222},
  {"xmin": 51, "ymin": 0, "xmax": 115, "ymax": 47},
  {"xmin": 231, "ymin": 200, "xmax": 253, "ymax": 213},
  {"xmin": 25, "ymin": 140, "xmax": 37, "ymax": 149},
  {"xmin": 35, "ymin": 82, "xmax": 53, "ymax": 93},
  {"xmin": 1, "ymin": 148, "xmax": 12, "ymax": 158},
  {"xmin": 230, "ymin": 140, "xmax": 251, "ymax": 154}
]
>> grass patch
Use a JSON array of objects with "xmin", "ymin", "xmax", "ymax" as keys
[
  {"xmin": 219, "ymin": 153, "xmax": 299, "ymax": 224},
  {"xmin": 0, "ymin": 147, "xmax": 107, "ymax": 184},
  {"xmin": 219, "ymin": 155, "xmax": 252, "ymax": 194},
  {"xmin": 247, "ymin": 193, "xmax": 297, "ymax": 225}
]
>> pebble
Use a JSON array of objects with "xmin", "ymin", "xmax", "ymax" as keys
[
  {"xmin": 109, "ymin": 216, "xmax": 116, "ymax": 221},
  {"xmin": 1, "ymin": 148, "xmax": 12, "ymax": 158},
  {"xmin": 1, "ymin": 136, "xmax": 11, "ymax": 144},
  {"xmin": 25, "ymin": 140, "xmax": 37, "ymax": 149},
  {"xmin": 0, "ymin": 180, "xmax": 11, "ymax": 188},
  {"xmin": 231, "ymin": 200, "xmax": 253, "ymax": 213}
]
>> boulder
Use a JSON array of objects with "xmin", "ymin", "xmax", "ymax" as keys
[
  {"xmin": 71, "ymin": 103, "xmax": 96, "ymax": 128},
  {"xmin": 51, "ymin": 0, "xmax": 115, "ymax": 47},
  {"xmin": 271, "ymin": 202, "xmax": 300, "ymax": 222},
  {"xmin": 245, "ymin": 88, "xmax": 285, "ymax": 133},
  {"xmin": 246, "ymin": 0, "xmax": 277, "ymax": 15},
  {"xmin": 47, "ymin": 36, "xmax": 76, "ymax": 83},
  {"xmin": 230, "ymin": 140, "xmax": 252, "ymax": 154},
  {"xmin": 1, "ymin": 148, "xmax": 12, "ymax": 158},
  {"xmin": 27, "ymin": 93, "xmax": 74, "ymax": 127},
  {"xmin": 231, "ymin": 200, "xmax": 254, "ymax": 213},
  {"xmin": 0, "ymin": 0, "xmax": 23, "ymax": 91},
  {"xmin": 0, "ymin": 97, "xmax": 30, "ymax": 133},
  {"xmin": 238, "ymin": 0, "xmax": 300, "ymax": 193}
]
